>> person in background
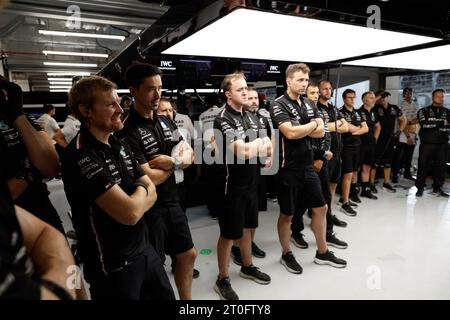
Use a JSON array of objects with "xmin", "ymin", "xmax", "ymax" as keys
[
  {"xmin": 415, "ymin": 89, "xmax": 450, "ymax": 197},
  {"xmin": 358, "ymin": 91, "xmax": 381, "ymax": 200},
  {"xmin": 392, "ymin": 87, "xmax": 419, "ymax": 183},
  {"xmin": 373, "ymin": 90, "xmax": 407, "ymax": 193},
  {"xmin": 37, "ymin": 104, "xmax": 60, "ymax": 139},
  {"xmin": 291, "ymin": 83, "xmax": 348, "ymax": 251}
]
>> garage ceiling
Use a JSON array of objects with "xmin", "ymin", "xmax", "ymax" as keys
[{"xmin": 0, "ymin": 0, "xmax": 169, "ymax": 91}]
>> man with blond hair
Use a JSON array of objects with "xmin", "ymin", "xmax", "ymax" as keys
[{"xmin": 213, "ymin": 72, "xmax": 272, "ymax": 300}]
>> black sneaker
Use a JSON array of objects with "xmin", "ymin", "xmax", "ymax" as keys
[
  {"xmin": 280, "ymin": 251, "xmax": 303, "ymax": 274},
  {"xmin": 171, "ymin": 267, "xmax": 200, "ymax": 279},
  {"xmin": 326, "ymin": 233, "xmax": 348, "ymax": 249},
  {"xmin": 231, "ymin": 246, "xmax": 242, "ymax": 266},
  {"xmin": 314, "ymin": 250, "xmax": 347, "ymax": 268},
  {"xmin": 383, "ymin": 183, "xmax": 396, "ymax": 193},
  {"xmin": 240, "ymin": 265, "xmax": 271, "ymax": 284},
  {"xmin": 214, "ymin": 276, "xmax": 239, "ymax": 300},
  {"xmin": 350, "ymin": 192, "xmax": 361, "ymax": 203},
  {"xmin": 360, "ymin": 190, "xmax": 378, "ymax": 200},
  {"xmin": 340, "ymin": 203, "xmax": 357, "ymax": 216},
  {"xmin": 331, "ymin": 215, "xmax": 347, "ymax": 228},
  {"xmin": 392, "ymin": 175, "xmax": 399, "ymax": 184},
  {"xmin": 433, "ymin": 188, "xmax": 449, "ymax": 198},
  {"xmin": 370, "ymin": 183, "xmax": 378, "ymax": 194},
  {"xmin": 338, "ymin": 198, "xmax": 358, "ymax": 207},
  {"xmin": 290, "ymin": 233, "xmax": 308, "ymax": 249},
  {"xmin": 404, "ymin": 175, "xmax": 416, "ymax": 182},
  {"xmin": 251, "ymin": 241, "xmax": 266, "ymax": 258},
  {"xmin": 416, "ymin": 188, "xmax": 424, "ymax": 197}
]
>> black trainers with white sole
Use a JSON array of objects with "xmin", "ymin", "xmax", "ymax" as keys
[
  {"xmin": 280, "ymin": 251, "xmax": 303, "ymax": 274},
  {"xmin": 326, "ymin": 233, "xmax": 348, "ymax": 249},
  {"xmin": 338, "ymin": 198, "xmax": 358, "ymax": 207},
  {"xmin": 240, "ymin": 265, "xmax": 271, "ymax": 284},
  {"xmin": 382, "ymin": 183, "xmax": 396, "ymax": 193},
  {"xmin": 290, "ymin": 233, "xmax": 308, "ymax": 249},
  {"xmin": 433, "ymin": 188, "xmax": 449, "ymax": 197},
  {"xmin": 314, "ymin": 250, "xmax": 347, "ymax": 268},
  {"xmin": 214, "ymin": 276, "xmax": 239, "ymax": 300},
  {"xmin": 340, "ymin": 203, "xmax": 357, "ymax": 216}
]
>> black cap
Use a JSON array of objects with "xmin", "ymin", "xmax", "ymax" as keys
[
  {"xmin": 403, "ymin": 87, "xmax": 413, "ymax": 95},
  {"xmin": 375, "ymin": 89, "xmax": 391, "ymax": 98}
]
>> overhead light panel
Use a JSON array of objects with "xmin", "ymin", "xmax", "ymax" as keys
[
  {"xmin": 163, "ymin": 8, "xmax": 440, "ymax": 62},
  {"xmin": 50, "ymin": 85, "xmax": 72, "ymax": 89},
  {"xmin": 48, "ymin": 78, "xmax": 74, "ymax": 81},
  {"xmin": 344, "ymin": 44, "xmax": 450, "ymax": 71},
  {"xmin": 47, "ymin": 72, "xmax": 91, "ymax": 76},
  {"xmin": 50, "ymin": 89, "xmax": 70, "ymax": 93},
  {"xmin": 44, "ymin": 62, "xmax": 98, "ymax": 67},
  {"xmin": 43, "ymin": 50, "xmax": 108, "ymax": 58},
  {"xmin": 49, "ymin": 81, "xmax": 72, "ymax": 85},
  {"xmin": 39, "ymin": 30, "xmax": 125, "ymax": 41}
]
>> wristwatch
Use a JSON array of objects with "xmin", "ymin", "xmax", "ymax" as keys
[{"xmin": 172, "ymin": 157, "xmax": 181, "ymax": 171}]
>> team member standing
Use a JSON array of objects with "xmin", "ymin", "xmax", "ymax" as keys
[
  {"xmin": 339, "ymin": 89, "xmax": 368, "ymax": 216},
  {"xmin": 317, "ymin": 80, "xmax": 349, "ymax": 228},
  {"xmin": 118, "ymin": 63, "xmax": 197, "ymax": 300},
  {"xmin": 291, "ymin": 83, "xmax": 348, "ymax": 250},
  {"xmin": 358, "ymin": 91, "xmax": 381, "ymax": 199},
  {"xmin": 415, "ymin": 89, "xmax": 450, "ymax": 197},
  {"xmin": 231, "ymin": 87, "xmax": 270, "ymax": 265},
  {"xmin": 213, "ymin": 72, "xmax": 272, "ymax": 300},
  {"xmin": 373, "ymin": 90, "xmax": 407, "ymax": 192},
  {"xmin": 270, "ymin": 64, "xmax": 347, "ymax": 276},
  {"xmin": 392, "ymin": 87, "xmax": 419, "ymax": 182},
  {"xmin": 61, "ymin": 76, "xmax": 174, "ymax": 300},
  {"xmin": 0, "ymin": 77, "xmax": 64, "ymax": 234}
]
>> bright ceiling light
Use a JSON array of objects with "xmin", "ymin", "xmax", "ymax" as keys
[
  {"xmin": 50, "ymin": 85, "xmax": 72, "ymax": 89},
  {"xmin": 48, "ymin": 78, "xmax": 74, "ymax": 81},
  {"xmin": 116, "ymin": 89, "xmax": 130, "ymax": 93},
  {"xmin": 163, "ymin": 8, "xmax": 440, "ymax": 62},
  {"xmin": 43, "ymin": 50, "xmax": 108, "ymax": 58},
  {"xmin": 39, "ymin": 30, "xmax": 125, "ymax": 41},
  {"xmin": 344, "ymin": 44, "xmax": 450, "ymax": 71},
  {"xmin": 47, "ymin": 72, "xmax": 91, "ymax": 76},
  {"xmin": 44, "ymin": 62, "xmax": 98, "ymax": 67},
  {"xmin": 50, "ymin": 89, "xmax": 70, "ymax": 92},
  {"xmin": 49, "ymin": 81, "xmax": 73, "ymax": 85}
]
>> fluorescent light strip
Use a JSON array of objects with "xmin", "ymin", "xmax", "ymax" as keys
[
  {"xmin": 47, "ymin": 72, "xmax": 91, "ymax": 76},
  {"xmin": 43, "ymin": 50, "xmax": 108, "ymax": 58},
  {"xmin": 49, "ymin": 81, "xmax": 72, "ymax": 85},
  {"xmin": 163, "ymin": 8, "xmax": 440, "ymax": 62},
  {"xmin": 44, "ymin": 62, "xmax": 98, "ymax": 67},
  {"xmin": 39, "ymin": 30, "xmax": 125, "ymax": 41},
  {"xmin": 50, "ymin": 89, "xmax": 70, "ymax": 92},
  {"xmin": 116, "ymin": 89, "xmax": 216, "ymax": 94},
  {"xmin": 344, "ymin": 44, "xmax": 450, "ymax": 71},
  {"xmin": 48, "ymin": 78, "xmax": 74, "ymax": 81},
  {"xmin": 50, "ymin": 86, "xmax": 72, "ymax": 89}
]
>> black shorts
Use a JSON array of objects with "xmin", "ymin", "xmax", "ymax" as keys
[
  {"xmin": 89, "ymin": 246, "xmax": 175, "ymax": 300},
  {"xmin": 360, "ymin": 143, "xmax": 376, "ymax": 166},
  {"xmin": 341, "ymin": 145, "xmax": 360, "ymax": 174},
  {"xmin": 145, "ymin": 203, "xmax": 194, "ymax": 260},
  {"xmin": 375, "ymin": 138, "xmax": 395, "ymax": 167},
  {"xmin": 276, "ymin": 166, "xmax": 326, "ymax": 216},
  {"xmin": 327, "ymin": 155, "xmax": 341, "ymax": 183},
  {"xmin": 218, "ymin": 187, "xmax": 258, "ymax": 240}
]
